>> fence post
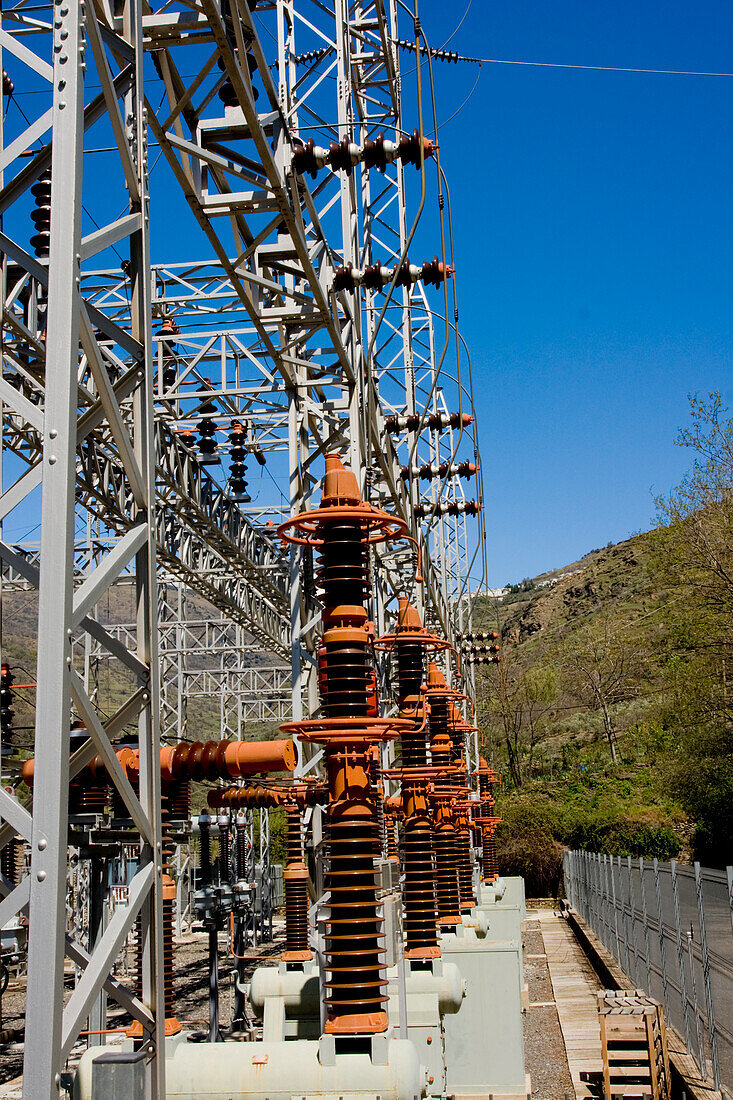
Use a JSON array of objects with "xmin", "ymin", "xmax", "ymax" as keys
[
  {"xmin": 670, "ymin": 860, "xmax": 692, "ymax": 1055},
  {"xmin": 653, "ymin": 858, "xmax": 670, "ymax": 1015},
  {"xmin": 599, "ymin": 853, "xmax": 609, "ymax": 947},
  {"xmin": 626, "ymin": 856, "xmax": 640, "ymax": 986},
  {"xmin": 609, "ymin": 855, "xmax": 622, "ymax": 964},
  {"xmin": 726, "ymin": 866, "xmax": 733, "ymax": 938},
  {"xmin": 583, "ymin": 851, "xmax": 591, "ymax": 926},
  {"xmin": 617, "ymin": 855, "xmax": 630, "ymax": 976},
  {"xmin": 638, "ymin": 857, "xmax": 653, "ymax": 994},
  {"xmin": 687, "ymin": 922, "xmax": 706, "ymax": 1078},
  {"xmin": 695, "ymin": 862, "xmax": 720, "ymax": 1091}
]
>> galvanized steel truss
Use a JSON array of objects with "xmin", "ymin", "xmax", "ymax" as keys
[{"xmin": 0, "ymin": 0, "xmax": 485, "ymax": 1091}]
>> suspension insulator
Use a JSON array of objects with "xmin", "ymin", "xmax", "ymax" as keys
[
  {"xmin": 414, "ymin": 500, "xmax": 482, "ymax": 518},
  {"xmin": 385, "ymin": 411, "xmax": 473, "ymax": 435},
  {"xmin": 398, "ymin": 128, "xmax": 435, "ymax": 167},
  {"xmin": 30, "ymin": 169, "xmax": 52, "ymax": 259},
  {"xmin": 158, "ymin": 318, "xmax": 179, "ymax": 390},
  {"xmin": 217, "ymin": 51, "xmax": 259, "ymax": 107},
  {"xmin": 197, "ymin": 382, "xmax": 219, "ymax": 464},
  {"xmin": 292, "ymin": 130, "xmax": 433, "ymax": 178},
  {"xmin": 402, "ymin": 460, "xmax": 478, "ymax": 482},
  {"xmin": 333, "ymin": 257, "xmax": 451, "ymax": 294},
  {"xmin": 229, "ymin": 420, "xmax": 251, "ymax": 502},
  {"xmin": 3, "ymin": 71, "xmax": 14, "ymax": 98}
]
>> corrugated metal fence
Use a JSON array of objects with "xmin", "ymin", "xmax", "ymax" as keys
[{"xmin": 563, "ymin": 851, "xmax": 733, "ymax": 1100}]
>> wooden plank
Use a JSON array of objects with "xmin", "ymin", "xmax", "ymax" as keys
[{"xmin": 539, "ymin": 910, "xmax": 603, "ymax": 1099}]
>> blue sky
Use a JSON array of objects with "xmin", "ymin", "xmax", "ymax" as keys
[{"xmin": 410, "ymin": 0, "xmax": 733, "ymax": 585}]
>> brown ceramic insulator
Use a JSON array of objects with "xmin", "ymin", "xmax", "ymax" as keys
[
  {"xmin": 235, "ymin": 814, "xmax": 249, "ymax": 880},
  {"xmin": 483, "ymin": 827, "xmax": 499, "ymax": 881},
  {"xmin": 0, "ymin": 838, "xmax": 21, "ymax": 887},
  {"xmin": 395, "ymin": 640, "xmax": 423, "ymax": 712},
  {"xmin": 429, "ymin": 697, "xmax": 451, "ymax": 769},
  {"xmin": 401, "ymin": 819, "xmax": 438, "ymax": 954},
  {"xmin": 130, "ymin": 883, "xmax": 180, "ymax": 1037},
  {"xmin": 166, "ymin": 779, "xmax": 191, "ymax": 821},
  {"xmin": 133, "ymin": 911, "xmax": 144, "ymax": 1003},
  {"xmin": 396, "ymin": 643, "xmax": 426, "ymax": 769},
  {"xmin": 30, "ymin": 168, "xmax": 52, "ymax": 258},
  {"xmin": 163, "ymin": 889, "xmax": 177, "ymax": 1021},
  {"xmin": 323, "ymin": 808, "xmax": 387, "ymax": 1028},
  {"xmin": 283, "ymin": 807, "xmax": 311, "ymax": 960},
  {"xmin": 457, "ymin": 828, "xmax": 475, "ymax": 909},
  {"xmin": 69, "ymin": 778, "xmax": 108, "ymax": 815},
  {"xmin": 434, "ymin": 826, "xmax": 462, "ymax": 928},
  {"xmin": 279, "ymin": 456, "xmax": 408, "ymax": 1035},
  {"xmin": 317, "ymin": 521, "xmax": 370, "ymax": 718},
  {"xmin": 129, "ymin": 789, "xmax": 180, "ymax": 1037},
  {"xmin": 111, "ymin": 777, "xmax": 139, "ymax": 819}
]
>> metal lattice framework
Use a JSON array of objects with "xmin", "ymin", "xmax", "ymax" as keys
[{"xmin": 0, "ymin": 0, "xmax": 486, "ymax": 1092}]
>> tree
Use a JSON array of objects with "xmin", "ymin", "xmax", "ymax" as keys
[
  {"xmin": 479, "ymin": 652, "xmax": 558, "ymax": 786},
  {"xmin": 653, "ymin": 393, "xmax": 733, "ymax": 862},
  {"xmin": 559, "ymin": 615, "xmax": 645, "ymax": 762}
]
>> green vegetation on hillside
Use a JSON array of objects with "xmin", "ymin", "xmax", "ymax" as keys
[{"xmin": 475, "ymin": 393, "xmax": 733, "ymax": 890}]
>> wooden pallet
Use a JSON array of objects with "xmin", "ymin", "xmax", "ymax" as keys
[{"xmin": 598, "ymin": 990, "xmax": 670, "ymax": 1100}]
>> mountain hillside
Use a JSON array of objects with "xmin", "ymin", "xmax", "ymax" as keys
[{"xmin": 470, "ymin": 529, "xmax": 698, "ymax": 893}]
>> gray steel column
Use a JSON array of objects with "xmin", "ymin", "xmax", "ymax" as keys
[
  {"xmin": 125, "ymin": 0, "xmax": 165, "ymax": 1086},
  {"xmin": 22, "ymin": 0, "xmax": 85, "ymax": 1091}
]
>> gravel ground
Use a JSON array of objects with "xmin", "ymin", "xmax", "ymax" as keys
[
  {"xmin": 523, "ymin": 914, "xmax": 575, "ymax": 1100},
  {"xmin": 0, "ymin": 922, "xmax": 286, "ymax": 1093}
]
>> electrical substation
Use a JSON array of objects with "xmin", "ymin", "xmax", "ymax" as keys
[{"xmin": 0, "ymin": 1, "xmax": 530, "ymax": 1096}]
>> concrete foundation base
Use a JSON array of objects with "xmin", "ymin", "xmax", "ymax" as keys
[{"xmin": 440, "ymin": 929, "xmax": 528, "ymax": 1100}]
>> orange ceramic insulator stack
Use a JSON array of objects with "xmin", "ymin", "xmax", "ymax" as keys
[
  {"xmin": 475, "ymin": 757, "xmax": 502, "ymax": 882},
  {"xmin": 280, "ymin": 453, "xmax": 411, "ymax": 1036},
  {"xmin": 454, "ymin": 802, "xmax": 476, "ymax": 910},
  {"xmin": 448, "ymin": 705, "xmax": 477, "ymax": 910},
  {"xmin": 376, "ymin": 600, "xmax": 452, "ymax": 958},
  {"xmin": 282, "ymin": 801, "xmax": 312, "ymax": 962},
  {"xmin": 425, "ymin": 663, "xmax": 463, "ymax": 930},
  {"xmin": 129, "ymin": 783, "xmax": 181, "ymax": 1038}
]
